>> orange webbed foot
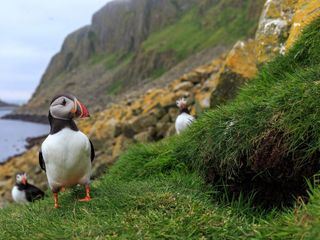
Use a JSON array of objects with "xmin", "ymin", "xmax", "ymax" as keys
[
  {"xmin": 78, "ymin": 184, "xmax": 92, "ymax": 202},
  {"xmin": 79, "ymin": 196, "xmax": 91, "ymax": 202},
  {"xmin": 53, "ymin": 192, "xmax": 60, "ymax": 209}
]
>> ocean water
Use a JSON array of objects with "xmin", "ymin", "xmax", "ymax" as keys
[{"xmin": 0, "ymin": 109, "xmax": 49, "ymax": 162}]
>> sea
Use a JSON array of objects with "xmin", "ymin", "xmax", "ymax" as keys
[{"xmin": 0, "ymin": 108, "xmax": 49, "ymax": 163}]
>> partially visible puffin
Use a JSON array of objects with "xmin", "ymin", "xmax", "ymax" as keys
[
  {"xmin": 39, "ymin": 93, "xmax": 95, "ymax": 208},
  {"xmin": 175, "ymin": 98, "xmax": 194, "ymax": 134},
  {"xmin": 11, "ymin": 173, "xmax": 44, "ymax": 204}
]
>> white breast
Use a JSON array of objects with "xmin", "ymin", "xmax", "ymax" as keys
[
  {"xmin": 41, "ymin": 128, "xmax": 91, "ymax": 190},
  {"xmin": 175, "ymin": 113, "xmax": 194, "ymax": 134},
  {"xmin": 12, "ymin": 186, "xmax": 28, "ymax": 204}
]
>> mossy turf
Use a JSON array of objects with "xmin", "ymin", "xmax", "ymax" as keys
[
  {"xmin": 1, "ymin": 14, "xmax": 320, "ymax": 240},
  {"xmin": 0, "ymin": 172, "xmax": 263, "ymax": 239}
]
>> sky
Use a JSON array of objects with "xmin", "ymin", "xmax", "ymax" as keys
[{"xmin": 0, "ymin": 0, "xmax": 109, "ymax": 104}]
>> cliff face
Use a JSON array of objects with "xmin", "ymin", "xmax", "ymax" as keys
[
  {"xmin": 41, "ymin": 0, "xmax": 197, "ymax": 81},
  {"xmin": 16, "ymin": 0, "xmax": 264, "ymax": 117},
  {"xmin": 91, "ymin": 0, "xmax": 198, "ymax": 54},
  {"xmin": 0, "ymin": 100, "xmax": 16, "ymax": 108}
]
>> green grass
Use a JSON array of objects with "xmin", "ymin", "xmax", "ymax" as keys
[
  {"xmin": 1, "ymin": 13, "xmax": 320, "ymax": 240},
  {"xmin": 142, "ymin": 0, "xmax": 264, "ymax": 60},
  {"xmin": 89, "ymin": 53, "xmax": 119, "ymax": 70},
  {"xmin": 3, "ymin": 171, "xmax": 320, "ymax": 239},
  {"xmin": 150, "ymin": 66, "xmax": 168, "ymax": 79},
  {"xmin": 106, "ymin": 80, "xmax": 123, "ymax": 95},
  {"xmin": 89, "ymin": 53, "xmax": 135, "ymax": 95},
  {"xmin": 0, "ymin": 171, "xmax": 265, "ymax": 239},
  {"xmin": 89, "ymin": 52, "xmax": 134, "ymax": 70}
]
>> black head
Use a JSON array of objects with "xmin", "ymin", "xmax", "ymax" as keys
[
  {"xmin": 15, "ymin": 173, "xmax": 27, "ymax": 185},
  {"xmin": 48, "ymin": 93, "xmax": 90, "ymax": 134},
  {"xmin": 176, "ymin": 98, "xmax": 190, "ymax": 114},
  {"xmin": 49, "ymin": 93, "xmax": 90, "ymax": 120}
]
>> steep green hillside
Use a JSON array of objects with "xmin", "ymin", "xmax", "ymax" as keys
[
  {"xmin": 143, "ymin": 0, "xmax": 262, "ymax": 60},
  {"xmin": 15, "ymin": 0, "xmax": 264, "ymax": 117},
  {"xmin": 1, "ymin": 17, "xmax": 320, "ymax": 240}
]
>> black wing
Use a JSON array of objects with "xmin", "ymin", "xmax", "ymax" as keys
[
  {"xmin": 89, "ymin": 139, "xmax": 95, "ymax": 162},
  {"xmin": 39, "ymin": 151, "xmax": 46, "ymax": 172},
  {"xmin": 25, "ymin": 184, "xmax": 45, "ymax": 202}
]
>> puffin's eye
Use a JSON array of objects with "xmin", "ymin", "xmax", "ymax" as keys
[{"xmin": 61, "ymin": 99, "xmax": 67, "ymax": 106}]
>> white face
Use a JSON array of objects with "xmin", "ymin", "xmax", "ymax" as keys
[
  {"xmin": 176, "ymin": 98, "xmax": 187, "ymax": 109},
  {"xmin": 16, "ymin": 173, "xmax": 27, "ymax": 184},
  {"xmin": 50, "ymin": 96, "xmax": 76, "ymax": 120}
]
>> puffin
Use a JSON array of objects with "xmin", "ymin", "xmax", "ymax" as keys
[
  {"xmin": 11, "ymin": 173, "xmax": 45, "ymax": 204},
  {"xmin": 39, "ymin": 93, "xmax": 95, "ymax": 208},
  {"xmin": 175, "ymin": 98, "xmax": 194, "ymax": 134}
]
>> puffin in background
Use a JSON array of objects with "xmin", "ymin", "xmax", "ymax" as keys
[
  {"xmin": 11, "ymin": 173, "xmax": 44, "ymax": 204},
  {"xmin": 175, "ymin": 98, "xmax": 194, "ymax": 134},
  {"xmin": 39, "ymin": 94, "xmax": 95, "ymax": 208}
]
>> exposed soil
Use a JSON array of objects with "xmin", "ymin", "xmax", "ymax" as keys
[{"xmin": 206, "ymin": 130, "xmax": 320, "ymax": 208}]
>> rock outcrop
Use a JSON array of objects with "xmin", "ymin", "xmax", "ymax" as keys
[
  {"xmin": 210, "ymin": 40, "xmax": 257, "ymax": 107},
  {"xmin": 210, "ymin": 0, "xmax": 320, "ymax": 108},
  {"xmin": 255, "ymin": 0, "xmax": 320, "ymax": 62}
]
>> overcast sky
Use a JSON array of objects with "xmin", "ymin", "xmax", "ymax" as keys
[{"xmin": 0, "ymin": 0, "xmax": 109, "ymax": 103}]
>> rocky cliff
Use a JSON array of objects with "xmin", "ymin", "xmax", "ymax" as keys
[
  {"xmin": 0, "ymin": 100, "xmax": 9, "ymax": 107},
  {"xmin": 12, "ymin": 0, "xmax": 264, "ymax": 119},
  {"xmin": 0, "ymin": 100, "xmax": 16, "ymax": 108}
]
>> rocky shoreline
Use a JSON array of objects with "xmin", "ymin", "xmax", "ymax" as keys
[
  {"xmin": 0, "ymin": 100, "xmax": 18, "ymax": 108},
  {"xmin": 0, "ymin": 134, "xmax": 46, "ymax": 167},
  {"xmin": 25, "ymin": 135, "xmax": 47, "ymax": 149},
  {"xmin": 1, "ymin": 113, "xmax": 48, "ymax": 124}
]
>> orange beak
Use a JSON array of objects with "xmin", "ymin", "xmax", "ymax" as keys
[
  {"xmin": 72, "ymin": 99, "xmax": 90, "ymax": 118},
  {"xmin": 21, "ymin": 176, "xmax": 27, "ymax": 185}
]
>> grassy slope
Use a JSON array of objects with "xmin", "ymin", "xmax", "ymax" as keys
[
  {"xmin": 0, "ymin": 172, "xmax": 262, "ymax": 239},
  {"xmin": 143, "ymin": 0, "xmax": 263, "ymax": 61},
  {"xmin": 1, "ymin": 12, "xmax": 320, "ymax": 240}
]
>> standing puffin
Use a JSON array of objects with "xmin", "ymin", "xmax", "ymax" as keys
[
  {"xmin": 11, "ymin": 173, "xmax": 44, "ymax": 204},
  {"xmin": 175, "ymin": 98, "xmax": 194, "ymax": 134},
  {"xmin": 39, "ymin": 94, "xmax": 95, "ymax": 208}
]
